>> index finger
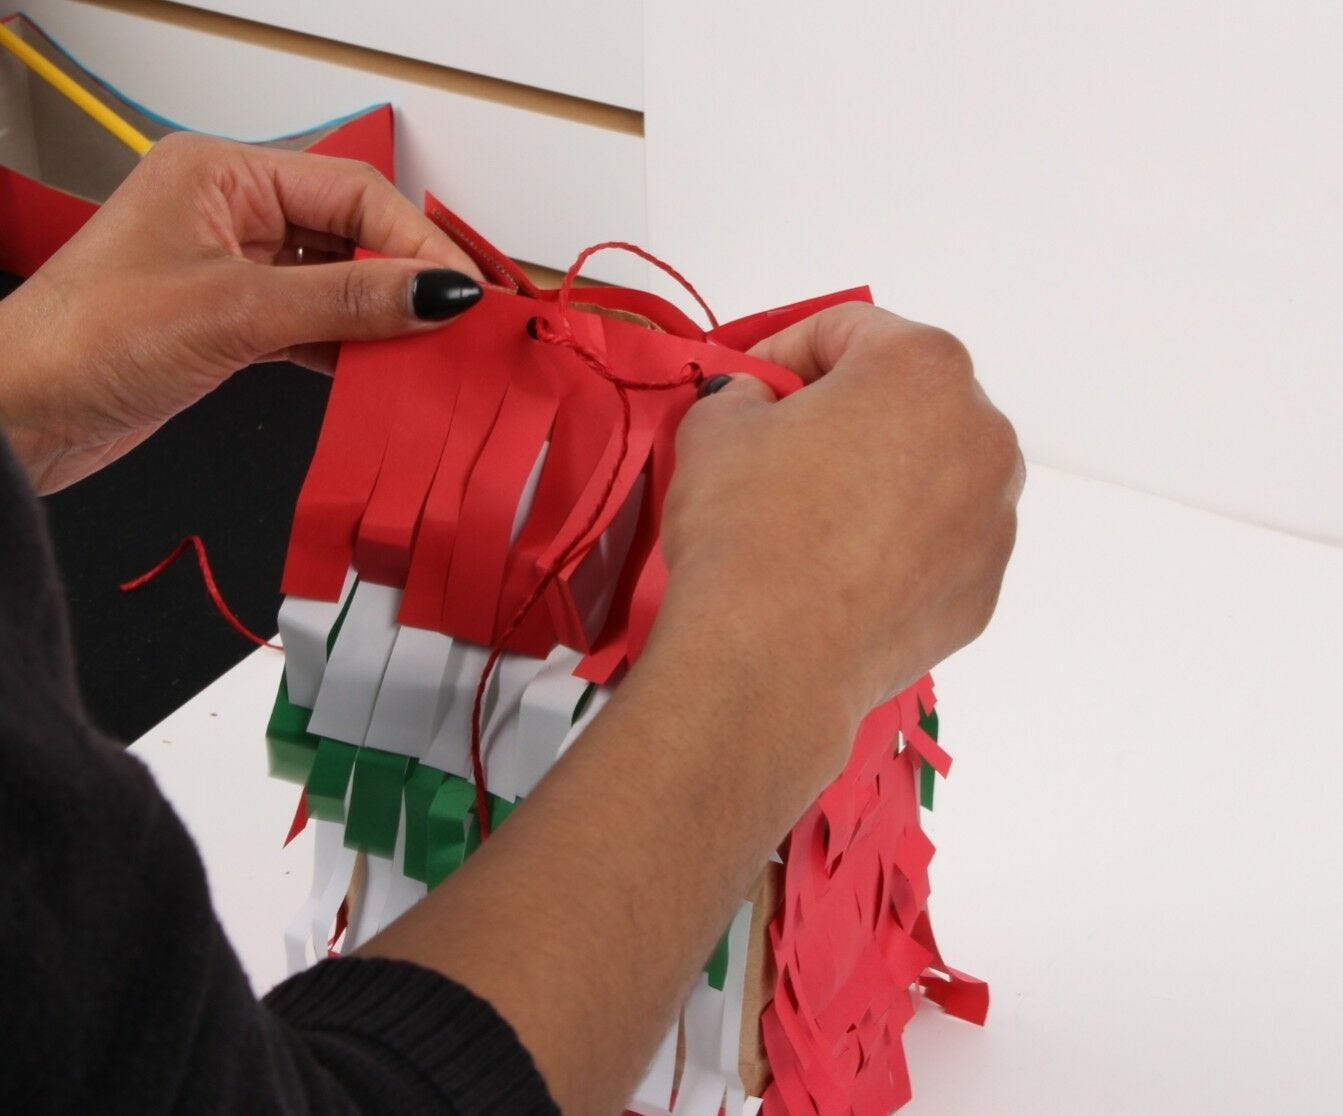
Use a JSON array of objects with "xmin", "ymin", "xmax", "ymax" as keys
[{"xmin": 250, "ymin": 145, "xmax": 484, "ymax": 279}]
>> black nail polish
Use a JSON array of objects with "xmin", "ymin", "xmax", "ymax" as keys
[
  {"xmin": 698, "ymin": 374, "xmax": 733, "ymax": 398},
  {"xmin": 412, "ymin": 269, "xmax": 483, "ymax": 321}
]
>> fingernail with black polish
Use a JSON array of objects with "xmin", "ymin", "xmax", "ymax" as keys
[
  {"xmin": 698, "ymin": 374, "xmax": 733, "ymax": 398},
  {"xmin": 412, "ymin": 269, "xmax": 483, "ymax": 321}
]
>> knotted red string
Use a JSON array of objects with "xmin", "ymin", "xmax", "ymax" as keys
[
  {"xmin": 554, "ymin": 241, "xmax": 719, "ymax": 332},
  {"xmin": 469, "ymin": 243, "xmax": 715, "ymax": 838},
  {"xmin": 119, "ymin": 534, "xmax": 282, "ymax": 650}
]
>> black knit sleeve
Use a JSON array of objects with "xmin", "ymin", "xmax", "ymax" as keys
[{"xmin": 0, "ymin": 431, "xmax": 558, "ymax": 1115}]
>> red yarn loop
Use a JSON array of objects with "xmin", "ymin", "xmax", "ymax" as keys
[
  {"xmin": 471, "ymin": 243, "xmax": 717, "ymax": 839},
  {"xmin": 554, "ymin": 240, "xmax": 720, "ymax": 331},
  {"xmin": 119, "ymin": 535, "xmax": 282, "ymax": 650}
]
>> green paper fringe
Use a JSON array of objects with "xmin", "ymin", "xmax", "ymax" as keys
[
  {"xmin": 917, "ymin": 699, "xmax": 940, "ymax": 811},
  {"xmin": 705, "ymin": 927, "xmax": 730, "ymax": 990},
  {"xmin": 265, "ymin": 674, "xmax": 321, "ymax": 785}
]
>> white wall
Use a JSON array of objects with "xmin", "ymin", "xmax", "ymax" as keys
[
  {"xmin": 645, "ymin": 2, "xmax": 1343, "ymax": 544},
  {"xmin": 20, "ymin": 0, "xmax": 651, "ymax": 286},
  {"xmin": 177, "ymin": 0, "xmax": 643, "ymax": 109}
]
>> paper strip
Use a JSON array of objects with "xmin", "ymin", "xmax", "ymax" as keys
[
  {"xmin": 398, "ymin": 319, "xmax": 515, "ymax": 629},
  {"xmin": 283, "ymin": 335, "xmax": 402, "ymax": 600},
  {"xmin": 719, "ymin": 901, "xmax": 753, "ymax": 1116},
  {"xmin": 354, "ymin": 346, "xmax": 463, "ymax": 586},
  {"xmin": 673, "ymin": 901, "xmax": 753, "ymax": 1116},
  {"xmin": 275, "ymin": 568, "xmax": 356, "ymax": 707},
  {"xmin": 310, "ymin": 823, "xmax": 359, "ymax": 965},
  {"xmin": 422, "ymin": 640, "xmax": 494, "ymax": 781},
  {"xmin": 402, "ymin": 761, "xmax": 447, "ymax": 883},
  {"xmin": 424, "ymin": 774, "xmax": 478, "ymax": 888},
  {"xmin": 283, "ymin": 817, "xmax": 345, "ymax": 974},
  {"xmin": 373, "ymin": 807, "xmax": 429, "ymax": 935},
  {"xmin": 343, "ymin": 747, "xmax": 411, "ymax": 858},
  {"xmin": 495, "ymin": 320, "xmax": 618, "ymax": 655},
  {"xmin": 440, "ymin": 383, "xmax": 556, "ymax": 643},
  {"xmin": 341, "ymin": 840, "xmax": 394, "ymax": 953},
  {"xmin": 480, "ymin": 647, "xmax": 573, "ymax": 801},
  {"xmin": 628, "ymin": 1019, "xmax": 678, "ymax": 1115},
  {"xmin": 307, "ymin": 581, "xmax": 402, "ymax": 744},
  {"xmin": 472, "ymin": 650, "xmax": 545, "ymax": 802},
  {"xmin": 510, "ymin": 643, "xmax": 589, "ymax": 798},
  {"xmin": 557, "ymin": 682, "xmax": 613, "ymax": 759},
  {"xmin": 364, "ymin": 625, "xmax": 457, "ymax": 760},
  {"xmin": 305, "ymin": 738, "xmax": 358, "ymax": 822},
  {"xmin": 265, "ymin": 674, "xmax": 321, "ymax": 785}
]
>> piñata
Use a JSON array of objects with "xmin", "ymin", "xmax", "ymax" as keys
[{"xmin": 267, "ymin": 201, "xmax": 987, "ymax": 1114}]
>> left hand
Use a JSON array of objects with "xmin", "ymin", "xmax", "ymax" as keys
[{"xmin": 0, "ymin": 132, "xmax": 485, "ymax": 493}]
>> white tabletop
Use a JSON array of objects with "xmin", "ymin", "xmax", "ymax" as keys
[{"xmin": 132, "ymin": 462, "xmax": 1343, "ymax": 1114}]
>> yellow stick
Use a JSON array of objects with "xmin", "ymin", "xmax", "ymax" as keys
[{"xmin": 0, "ymin": 20, "xmax": 154, "ymax": 155}]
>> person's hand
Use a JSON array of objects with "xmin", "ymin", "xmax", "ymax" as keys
[
  {"xmin": 655, "ymin": 303, "xmax": 1025, "ymax": 774},
  {"xmin": 0, "ymin": 132, "xmax": 485, "ymax": 493}
]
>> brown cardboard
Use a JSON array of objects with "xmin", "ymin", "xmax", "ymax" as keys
[
  {"xmin": 666, "ymin": 860, "xmax": 782, "ymax": 1100},
  {"xmin": 739, "ymin": 861, "xmax": 783, "ymax": 1097}
]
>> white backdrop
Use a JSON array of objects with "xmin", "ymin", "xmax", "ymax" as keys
[
  {"xmin": 176, "ymin": 0, "xmax": 644, "ymax": 108},
  {"xmin": 645, "ymin": 2, "xmax": 1343, "ymax": 545}
]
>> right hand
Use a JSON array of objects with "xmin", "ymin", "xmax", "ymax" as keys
[
  {"xmin": 362, "ymin": 302, "xmax": 1022, "ymax": 1116},
  {"xmin": 655, "ymin": 303, "xmax": 1025, "ymax": 769}
]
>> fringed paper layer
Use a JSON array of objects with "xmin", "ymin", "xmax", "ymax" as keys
[{"xmin": 269, "ymin": 207, "xmax": 983, "ymax": 1114}]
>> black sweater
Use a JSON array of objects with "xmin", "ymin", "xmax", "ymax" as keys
[{"xmin": 0, "ymin": 432, "xmax": 558, "ymax": 1114}]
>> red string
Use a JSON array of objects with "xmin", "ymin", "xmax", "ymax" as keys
[
  {"xmin": 555, "ymin": 241, "xmax": 719, "ymax": 332},
  {"xmin": 119, "ymin": 534, "xmax": 282, "ymax": 650},
  {"xmin": 469, "ymin": 243, "xmax": 714, "ymax": 838}
]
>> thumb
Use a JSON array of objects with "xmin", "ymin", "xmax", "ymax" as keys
[
  {"xmin": 247, "ymin": 258, "xmax": 483, "ymax": 355},
  {"xmin": 695, "ymin": 372, "xmax": 777, "ymax": 409},
  {"xmin": 677, "ymin": 372, "xmax": 777, "ymax": 453}
]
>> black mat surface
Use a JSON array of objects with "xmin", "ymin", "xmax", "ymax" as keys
[{"xmin": 3, "ymin": 271, "xmax": 329, "ymax": 742}]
